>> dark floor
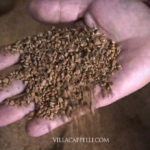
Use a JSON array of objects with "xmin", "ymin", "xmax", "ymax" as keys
[{"xmin": 0, "ymin": 0, "xmax": 150, "ymax": 150}]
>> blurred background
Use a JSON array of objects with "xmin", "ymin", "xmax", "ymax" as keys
[{"xmin": 0, "ymin": 0, "xmax": 150, "ymax": 150}]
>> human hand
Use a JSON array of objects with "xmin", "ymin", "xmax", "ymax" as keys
[{"xmin": 1, "ymin": 0, "xmax": 150, "ymax": 137}]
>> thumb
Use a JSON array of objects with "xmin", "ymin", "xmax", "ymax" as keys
[{"xmin": 29, "ymin": 0, "xmax": 92, "ymax": 24}]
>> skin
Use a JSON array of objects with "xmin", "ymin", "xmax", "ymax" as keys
[{"xmin": 0, "ymin": 0, "xmax": 150, "ymax": 137}]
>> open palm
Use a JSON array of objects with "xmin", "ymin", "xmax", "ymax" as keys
[{"xmin": 0, "ymin": 0, "xmax": 150, "ymax": 137}]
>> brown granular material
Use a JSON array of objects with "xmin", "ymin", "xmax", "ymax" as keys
[{"xmin": 0, "ymin": 26, "xmax": 121, "ymax": 120}]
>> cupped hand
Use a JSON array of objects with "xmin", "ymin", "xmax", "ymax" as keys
[{"xmin": 1, "ymin": 0, "xmax": 150, "ymax": 137}]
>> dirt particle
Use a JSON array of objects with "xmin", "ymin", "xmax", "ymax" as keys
[{"xmin": 1, "ymin": 26, "xmax": 121, "ymax": 120}]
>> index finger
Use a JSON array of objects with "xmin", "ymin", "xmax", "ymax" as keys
[{"xmin": 29, "ymin": 0, "xmax": 92, "ymax": 23}]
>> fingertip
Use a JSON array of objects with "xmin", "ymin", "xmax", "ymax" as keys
[
  {"xmin": 29, "ymin": 0, "xmax": 60, "ymax": 23},
  {"xmin": 0, "ymin": 52, "xmax": 20, "ymax": 70},
  {"xmin": 29, "ymin": 0, "xmax": 91, "ymax": 24},
  {"xmin": 84, "ymin": 13, "xmax": 97, "ymax": 28},
  {"xmin": 27, "ymin": 116, "xmax": 70, "ymax": 137},
  {"xmin": 27, "ymin": 118, "xmax": 51, "ymax": 137},
  {"xmin": 0, "ymin": 80, "xmax": 25, "ymax": 103},
  {"xmin": 0, "ymin": 102, "xmax": 34, "ymax": 127}
]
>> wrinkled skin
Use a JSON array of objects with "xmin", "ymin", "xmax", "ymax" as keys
[{"xmin": 0, "ymin": 0, "xmax": 150, "ymax": 137}]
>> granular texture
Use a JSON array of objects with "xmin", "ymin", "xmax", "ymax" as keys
[{"xmin": 1, "ymin": 26, "xmax": 121, "ymax": 120}]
